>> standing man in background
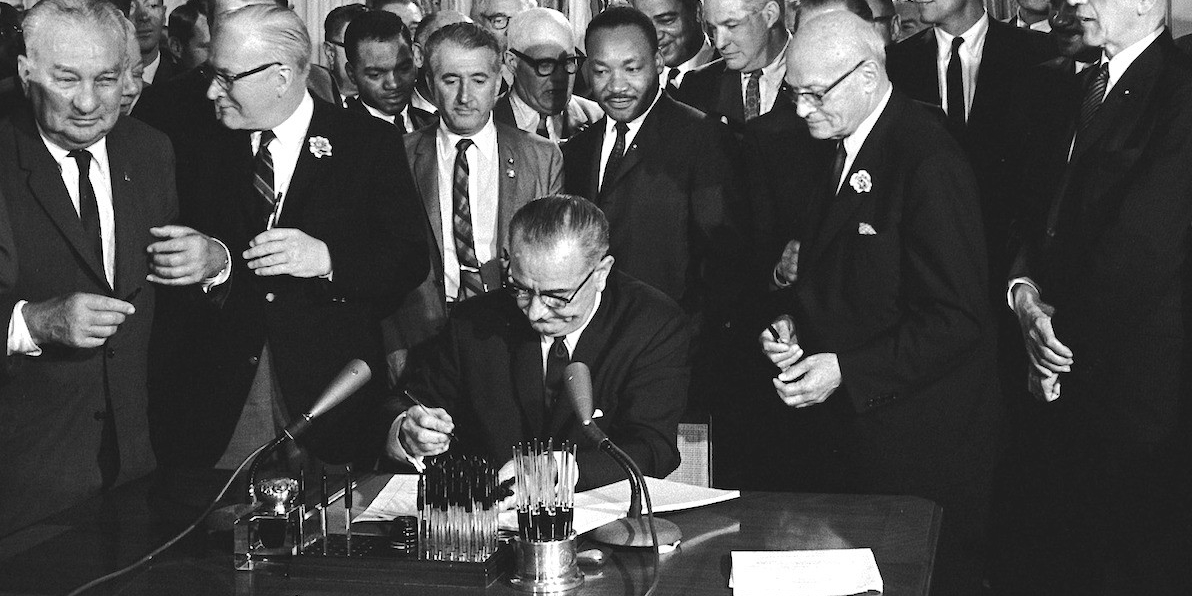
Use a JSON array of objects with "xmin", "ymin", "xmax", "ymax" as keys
[
  {"xmin": 344, "ymin": 9, "xmax": 436, "ymax": 133},
  {"xmin": 631, "ymin": 0, "xmax": 717, "ymax": 91}
]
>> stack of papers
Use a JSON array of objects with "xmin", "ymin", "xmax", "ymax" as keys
[{"xmin": 729, "ymin": 549, "xmax": 883, "ymax": 596}]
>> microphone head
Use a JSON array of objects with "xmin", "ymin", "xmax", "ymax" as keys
[
  {"xmin": 307, "ymin": 359, "xmax": 372, "ymax": 420},
  {"xmin": 564, "ymin": 362, "xmax": 594, "ymax": 422}
]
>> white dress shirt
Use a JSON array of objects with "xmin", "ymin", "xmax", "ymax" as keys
[
  {"xmin": 739, "ymin": 34, "xmax": 790, "ymax": 118},
  {"xmin": 8, "ymin": 134, "xmax": 116, "ymax": 356},
  {"xmin": 663, "ymin": 39, "xmax": 716, "ymax": 89},
  {"xmin": 141, "ymin": 51, "xmax": 162, "ymax": 85},
  {"xmin": 411, "ymin": 87, "xmax": 437, "ymax": 114},
  {"xmin": 254, "ymin": 91, "xmax": 315, "ymax": 222},
  {"xmin": 837, "ymin": 87, "xmax": 893, "ymax": 193},
  {"xmin": 598, "ymin": 87, "xmax": 664, "ymax": 189},
  {"xmin": 436, "ymin": 116, "xmax": 500, "ymax": 301},
  {"xmin": 934, "ymin": 13, "xmax": 989, "ymax": 121},
  {"xmin": 509, "ymin": 90, "xmax": 561, "ymax": 141},
  {"xmin": 1011, "ymin": 14, "xmax": 1051, "ymax": 33},
  {"xmin": 361, "ymin": 99, "xmax": 416, "ymax": 133}
]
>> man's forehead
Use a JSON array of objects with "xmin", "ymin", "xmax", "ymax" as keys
[
  {"xmin": 33, "ymin": 29, "xmax": 124, "ymax": 70},
  {"xmin": 487, "ymin": 0, "xmax": 524, "ymax": 14},
  {"xmin": 706, "ymin": 0, "xmax": 753, "ymax": 19}
]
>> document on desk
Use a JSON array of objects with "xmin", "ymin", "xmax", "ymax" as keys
[{"xmin": 729, "ymin": 548, "xmax": 883, "ymax": 596}]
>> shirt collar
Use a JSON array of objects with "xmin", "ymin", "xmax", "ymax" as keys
[
  {"xmin": 676, "ymin": 39, "xmax": 715, "ymax": 74},
  {"xmin": 934, "ymin": 11, "xmax": 989, "ymax": 57},
  {"xmin": 142, "ymin": 51, "xmax": 162, "ymax": 84},
  {"xmin": 746, "ymin": 34, "xmax": 789, "ymax": 78},
  {"xmin": 437, "ymin": 114, "xmax": 498, "ymax": 160},
  {"xmin": 37, "ymin": 125, "xmax": 110, "ymax": 169},
  {"xmin": 1102, "ymin": 28, "xmax": 1162, "ymax": 90},
  {"xmin": 603, "ymin": 85, "xmax": 663, "ymax": 138},
  {"xmin": 258, "ymin": 91, "xmax": 314, "ymax": 148},
  {"xmin": 541, "ymin": 286, "xmax": 602, "ymax": 353},
  {"xmin": 363, "ymin": 100, "xmax": 398, "ymax": 124},
  {"xmin": 510, "ymin": 86, "xmax": 560, "ymax": 118},
  {"xmin": 842, "ymin": 86, "xmax": 893, "ymax": 158}
]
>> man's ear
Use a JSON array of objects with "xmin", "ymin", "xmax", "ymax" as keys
[
  {"xmin": 16, "ymin": 54, "xmax": 31, "ymax": 95},
  {"xmin": 761, "ymin": 0, "xmax": 783, "ymax": 29},
  {"xmin": 167, "ymin": 37, "xmax": 184, "ymax": 62},
  {"xmin": 345, "ymin": 61, "xmax": 358, "ymax": 87}
]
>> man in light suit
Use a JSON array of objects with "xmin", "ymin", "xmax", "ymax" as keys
[
  {"xmin": 343, "ymin": 10, "xmax": 436, "ymax": 133},
  {"xmin": 0, "ymin": 0, "xmax": 178, "ymax": 536},
  {"xmin": 1005, "ymin": 0, "xmax": 1192, "ymax": 592},
  {"xmin": 388, "ymin": 22, "xmax": 562, "ymax": 384},
  {"xmin": 148, "ymin": 4, "xmax": 429, "ymax": 471},
  {"xmin": 386, "ymin": 195, "xmax": 688, "ymax": 490},
  {"xmin": 761, "ymin": 14, "xmax": 998, "ymax": 594},
  {"xmin": 493, "ymin": 8, "xmax": 602, "ymax": 142}
]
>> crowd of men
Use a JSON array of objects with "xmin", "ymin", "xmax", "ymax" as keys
[{"xmin": 0, "ymin": 0, "xmax": 1190, "ymax": 594}]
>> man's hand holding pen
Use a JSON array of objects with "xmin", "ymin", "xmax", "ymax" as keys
[
  {"xmin": 395, "ymin": 405, "xmax": 455, "ymax": 458},
  {"xmin": 760, "ymin": 314, "xmax": 804, "ymax": 371},
  {"xmin": 759, "ymin": 314, "xmax": 841, "ymax": 408}
]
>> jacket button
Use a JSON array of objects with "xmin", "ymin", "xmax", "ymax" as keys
[
  {"xmin": 265, "ymin": 292, "xmax": 275, "ymax": 302},
  {"xmin": 106, "ymin": 348, "xmax": 116, "ymax": 358},
  {"xmin": 1046, "ymin": 227, "xmax": 1056, "ymax": 238}
]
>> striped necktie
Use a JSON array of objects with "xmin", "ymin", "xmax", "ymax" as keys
[
  {"xmin": 452, "ymin": 138, "xmax": 485, "ymax": 301},
  {"xmin": 252, "ymin": 130, "xmax": 277, "ymax": 225}
]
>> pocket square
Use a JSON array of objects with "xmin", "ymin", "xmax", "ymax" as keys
[
  {"xmin": 858, "ymin": 222, "xmax": 877, "ymax": 235},
  {"xmin": 592, "ymin": 408, "xmax": 604, "ymax": 419}
]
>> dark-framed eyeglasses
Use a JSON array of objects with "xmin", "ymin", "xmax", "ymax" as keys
[
  {"xmin": 201, "ymin": 61, "xmax": 283, "ymax": 92},
  {"xmin": 503, "ymin": 265, "xmax": 598, "ymax": 309},
  {"xmin": 509, "ymin": 48, "xmax": 585, "ymax": 77},
  {"xmin": 481, "ymin": 13, "xmax": 512, "ymax": 30},
  {"xmin": 789, "ymin": 60, "xmax": 866, "ymax": 108},
  {"xmin": 326, "ymin": 39, "xmax": 345, "ymax": 48}
]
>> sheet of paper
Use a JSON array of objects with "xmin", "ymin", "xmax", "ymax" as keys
[
  {"xmin": 576, "ymin": 477, "xmax": 740, "ymax": 514},
  {"xmin": 354, "ymin": 474, "xmax": 420, "ymax": 523},
  {"xmin": 729, "ymin": 549, "xmax": 883, "ymax": 596}
]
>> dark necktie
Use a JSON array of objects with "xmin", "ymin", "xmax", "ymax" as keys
[
  {"xmin": 536, "ymin": 113, "xmax": 550, "ymax": 139},
  {"xmin": 744, "ymin": 70, "xmax": 762, "ymax": 121},
  {"xmin": 1077, "ymin": 63, "xmax": 1110, "ymax": 133},
  {"xmin": 666, "ymin": 67, "xmax": 680, "ymax": 90},
  {"xmin": 829, "ymin": 140, "xmax": 847, "ymax": 195},
  {"xmin": 67, "ymin": 149, "xmax": 103, "ymax": 265},
  {"xmin": 601, "ymin": 122, "xmax": 629, "ymax": 192},
  {"xmin": 946, "ymin": 36, "xmax": 966, "ymax": 129},
  {"xmin": 543, "ymin": 336, "xmax": 570, "ymax": 410},
  {"xmin": 452, "ymin": 138, "xmax": 484, "ymax": 301},
  {"xmin": 252, "ymin": 130, "xmax": 277, "ymax": 225},
  {"xmin": 396, "ymin": 115, "xmax": 408, "ymax": 135}
]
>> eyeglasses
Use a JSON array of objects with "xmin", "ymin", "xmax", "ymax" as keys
[
  {"xmin": 326, "ymin": 39, "xmax": 345, "ymax": 48},
  {"xmin": 480, "ymin": 13, "xmax": 512, "ymax": 30},
  {"xmin": 503, "ymin": 265, "xmax": 598, "ymax": 309},
  {"xmin": 509, "ymin": 48, "xmax": 585, "ymax": 77},
  {"xmin": 789, "ymin": 60, "xmax": 866, "ymax": 108},
  {"xmin": 202, "ymin": 61, "xmax": 282, "ymax": 92}
]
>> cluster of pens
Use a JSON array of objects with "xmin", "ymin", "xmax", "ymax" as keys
[
  {"xmin": 512, "ymin": 440, "xmax": 576, "ymax": 541},
  {"xmin": 417, "ymin": 455, "xmax": 501, "ymax": 562}
]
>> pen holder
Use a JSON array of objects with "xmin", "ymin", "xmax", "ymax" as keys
[{"xmin": 508, "ymin": 534, "xmax": 584, "ymax": 593}]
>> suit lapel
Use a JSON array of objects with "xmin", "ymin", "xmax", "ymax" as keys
[
  {"xmin": 719, "ymin": 65, "xmax": 744, "ymax": 123},
  {"xmin": 507, "ymin": 317, "xmax": 548, "ymax": 436},
  {"xmin": 411, "ymin": 129, "xmax": 443, "ymax": 256},
  {"xmin": 14, "ymin": 115, "xmax": 110, "ymax": 290},
  {"xmin": 275, "ymin": 102, "xmax": 331, "ymax": 228},
  {"xmin": 602, "ymin": 95, "xmax": 670, "ymax": 194},
  {"xmin": 586, "ymin": 119, "xmax": 606, "ymax": 201},
  {"xmin": 106, "ymin": 121, "xmax": 140, "ymax": 297},
  {"xmin": 496, "ymin": 124, "xmax": 520, "ymax": 253}
]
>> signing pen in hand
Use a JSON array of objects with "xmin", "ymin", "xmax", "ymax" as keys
[
  {"xmin": 768, "ymin": 323, "xmax": 785, "ymax": 344},
  {"xmin": 404, "ymin": 390, "xmax": 457, "ymax": 442}
]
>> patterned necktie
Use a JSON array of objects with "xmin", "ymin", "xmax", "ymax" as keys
[
  {"xmin": 536, "ymin": 113, "xmax": 550, "ymax": 139},
  {"xmin": 1077, "ymin": 63, "xmax": 1110, "ymax": 133},
  {"xmin": 67, "ymin": 149, "xmax": 103, "ymax": 264},
  {"xmin": 252, "ymin": 130, "xmax": 277, "ymax": 224},
  {"xmin": 829, "ymin": 140, "xmax": 847, "ymax": 195},
  {"xmin": 452, "ymin": 138, "xmax": 484, "ymax": 301},
  {"xmin": 946, "ymin": 36, "xmax": 966, "ymax": 128},
  {"xmin": 744, "ymin": 70, "xmax": 762, "ymax": 121},
  {"xmin": 543, "ymin": 336, "xmax": 570, "ymax": 410},
  {"xmin": 601, "ymin": 122, "xmax": 629, "ymax": 192}
]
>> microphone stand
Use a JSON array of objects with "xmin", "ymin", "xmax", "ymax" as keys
[{"xmin": 587, "ymin": 437, "xmax": 682, "ymax": 548}]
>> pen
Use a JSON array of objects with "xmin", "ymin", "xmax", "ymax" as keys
[
  {"xmin": 266, "ymin": 192, "xmax": 283, "ymax": 230},
  {"xmin": 320, "ymin": 467, "xmax": 328, "ymax": 555},
  {"xmin": 767, "ymin": 323, "xmax": 783, "ymax": 343},
  {"xmin": 344, "ymin": 465, "xmax": 353, "ymax": 555},
  {"xmin": 404, "ymin": 390, "xmax": 457, "ymax": 442}
]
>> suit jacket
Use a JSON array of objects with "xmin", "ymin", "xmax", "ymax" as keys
[
  {"xmin": 886, "ymin": 19, "xmax": 1057, "ymax": 285},
  {"xmin": 149, "ymin": 98, "xmax": 430, "ymax": 468},
  {"xmin": 344, "ymin": 96, "xmax": 437, "ymax": 132},
  {"xmin": 492, "ymin": 93, "xmax": 603, "ymax": 141},
  {"xmin": 0, "ymin": 112, "xmax": 178, "ymax": 536},
  {"xmin": 146, "ymin": 50, "xmax": 182, "ymax": 86},
  {"xmin": 1014, "ymin": 33, "xmax": 1192, "ymax": 443},
  {"xmin": 383, "ymin": 120, "xmax": 563, "ymax": 370},
  {"xmin": 395, "ymin": 271, "xmax": 689, "ymax": 490},
  {"xmin": 671, "ymin": 58, "xmax": 791, "ymax": 132},
  {"xmin": 562, "ymin": 93, "xmax": 745, "ymax": 329},
  {"xmin": 781, "ymin": 91, "xmax": 999, "ymax": 494}
]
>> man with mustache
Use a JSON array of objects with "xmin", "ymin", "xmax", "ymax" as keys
[
  {"xmin": 631, "ymin": 0, "xmax": 717, "ymax": 91},
  {"xmin": 344, "ymin": 10, "xmax": 435, "ymax": 134},
  {"xmin": 493, "ymin": 8, "xmax": 602, "ymax": 142}
]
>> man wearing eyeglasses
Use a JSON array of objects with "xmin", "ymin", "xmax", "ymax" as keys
[
  {"xmin": 146, "ymin": 4, "xmax": 430, "ymax": 472},
  {"xmin": 759, "ymin": 13, "xmax": 997, "ymax": 595},
  {"xmin": 469, "ymin": 0, "xmax": 534, "ymax": 94},
  {"xmin": 321, "ymin": 4, "xmax": 369, "ymax": 107},
  {"xmin": 385, "ymin": 195, "xmax": 688, "ymax": 491},
  {"xmin": 493, "ymin": 8, "xmax": 603, "ymax": 142}
]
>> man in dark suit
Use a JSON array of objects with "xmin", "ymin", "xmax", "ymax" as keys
[
  {"xmin": 319, "ymin": 3, "xmax": 368, "ymax": 106},
  {"xmin": 166, "ymin": 0, "xmax": 211, "ymax": 72},
  {"xmin": 147, "ymin": 4, "xmax": 429, "ymax": 471},
  {"xmin": 672, "ymin": 0, "xmax": 790, "ymax": 128},
  {"xmin": 761, "ymin": 13, "xmax": 998, "ymax": 595},
  {"xmin": 389, "ymin": 22, "xmax": 562, "ymax": 384},
  {"xmin": 343, "ymin": 10, "xmax": 435, "ymax": 133},
  {"xmin": 387, "ymin": 195, "xmax": 688, "ymax": 490},
  {"xmin": 493, "ymin": 8, "xmax": 602, "ymax": 142},
  {"xmin": 631, "ymin": 0, "xmax": 718, "ymax": 91},
  {"xmin": 0, "ymin": 0, "xmax": 177, "ymax": 537},
  {"xmin": 131, "ymin": 0, "xmax": 181, "ymax": 85},
  {"xmin": 1006, "ymin": 0, "xmax": 1192, "ymax": 592}
]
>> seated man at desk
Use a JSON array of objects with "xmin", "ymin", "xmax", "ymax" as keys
[{"xmin": 384, "ymin": 195, "xmax": 689, "ymax": 490}]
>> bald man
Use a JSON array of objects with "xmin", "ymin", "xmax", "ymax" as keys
[
  {"xmin": 493, "ymin": 8, "xmax": 602, "ymax": 141},
  {"xmin": 759, "ymin": 13, "xmax": 997, "ymax": 595}
]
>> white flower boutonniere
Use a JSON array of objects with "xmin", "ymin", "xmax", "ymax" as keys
[
  {"xmin": 849, "ymin": 170, "xmax": 872, "ymax": 193},
  {"xmin": 308, "ymin": 136, "xmax": 332, "ymax": 158}
]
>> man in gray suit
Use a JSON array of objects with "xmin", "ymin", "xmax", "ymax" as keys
[{"xmin": 385, "ymin": 22, "xmax": 562, "ymax": 384}]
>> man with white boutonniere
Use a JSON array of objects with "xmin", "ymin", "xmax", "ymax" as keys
[
  {"xmin": 757, "ymin": 13, "xmax": 998, "ymax": 596},
  {"xmin": 147, "ymin": 4, "xmax": 430, "ymax": 477}
]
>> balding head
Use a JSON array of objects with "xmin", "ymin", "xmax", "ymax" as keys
[
  {"xmin": 785, "ymin": 12, "xmax": 888, "ymax": 140},
  {"xmin": 415, "ymin": 10, "xmax": 471, "ymax": 46},
  {"xmin": 507, "ymin": 8, "xmax": 580, "ymax": 116},
  {"xmin": 507, "ymin": 7, "xmax": 574, "ymax": 52}
]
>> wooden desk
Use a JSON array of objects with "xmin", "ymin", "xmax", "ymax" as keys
[{"xmin": 0, "ymin": 473, "xmax": 939, "ymax": 596}]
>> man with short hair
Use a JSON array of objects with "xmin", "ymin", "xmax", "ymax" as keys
[
  {"xmin": 761, "ymin": 13, "xmax": 998, "ymax": 594},
  {"xmin": 0, "ymin": 0, "xmax": 179, "ymax": 536},
  {"xmin": 148, "ymin": 4, "xmax": 430, "ymax": 471},
  {"xmin": 410, "ymin": 10, "xmax": 473, "ymax": 114},
  {"xmin": 673, "ymin": 0, "xmax": 790, "ymax": 127},
  {"xmin": 321, "ymin": 3, "xmax": 369, "ymax": 106},
  {"xmin": 166, "ymin": 0, "xmax": 212, "ymax": 71},
  {"xmin": 470, "ymin": 0, "xmax": 535, "ymax": 92},
  {"xmin": 344, "ymin": 10, "xmax": 435, "ymax": 133},
  {"xmin": 1009, "ymin": 0, "xmax": 1050, "ymax": 32},
  {"xmin": 131, "ymin": 0, "xmax": 180, "ymax": 84},
  {"xmin": 375, "ymin": 0, "xmax": 424, "ymax": 32},
  {"xmin": 495, "ymin": 8, "xmax": 602, "ymax": 141},
  {"xmin": 631, "ymin": 0, "xmax": 717, "ymax": 90},
  {"xmin": 385, "ymin": 195, "xmax": 688, "ymax": 490}
]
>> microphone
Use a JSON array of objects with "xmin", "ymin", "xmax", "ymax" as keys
[{"xmin": 563, "ymin": 362, "xmax": 682, "ymax": 549}]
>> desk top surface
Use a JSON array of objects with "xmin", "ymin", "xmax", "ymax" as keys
[{"xmin": 0, "ymin": 473, "xmax": 940, "ymax": 596}]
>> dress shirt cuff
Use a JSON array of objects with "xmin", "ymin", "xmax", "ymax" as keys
[
  {"xmin": 1006, "ymin": 277, "xmax": 1039, "ymax": 312},
  {"xmin": 391, "ymin": 412, "xmax": 426, "ymax": 472},
  {"xmin": 772, "ymin": 265, "xmax": 793, "ymax": 289},
  {"xmin": 8, "ymin": 301, "xmax": 42, "ymax": 357},
  {"xmin": 201, "ymin": 237, "xmax": 232, "ymax": 293}
]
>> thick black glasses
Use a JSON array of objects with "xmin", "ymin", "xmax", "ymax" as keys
[
  {"xmin": 509, "ymin": 48, "xmax": 585, "ymax": 77},
  {"xmin": 202, "ymin": 61, "xmax": 282, "ymax": 92}
]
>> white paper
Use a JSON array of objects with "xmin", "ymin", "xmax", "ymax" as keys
[
  {"xmin": 354, "ymin": 474, "xmax": 420, "ymax": 523},
  {"xmin": 730, "ymin": 549, "xmax": 883, "ymax": 596}
]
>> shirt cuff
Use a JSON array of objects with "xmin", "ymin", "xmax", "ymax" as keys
[
  {"xmin": 391, "ymin": 411, "xmax": 426, "ymax": 472},
  {"xmin": 8, "ymin": 301, "xmax": 42, "ymax": 357},
  {"xmin": 1006, "ymin": 277, "xmax": 1039, "ymax": 312},
  {"xmin": 201, "ymin": 237, "xmax": 232, "ymax": 293},
  {"xmin": 772, "ymin": 264, "xmax": 792, "ymax": 289}
]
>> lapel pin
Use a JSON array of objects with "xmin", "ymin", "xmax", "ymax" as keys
[
  {"xmin": 123, "ymin": 172, "xmax": 130, "ymax": 182},
  {"xmin": 507, "ymin": 169, "xmax": 516, "ymax": 178}
]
